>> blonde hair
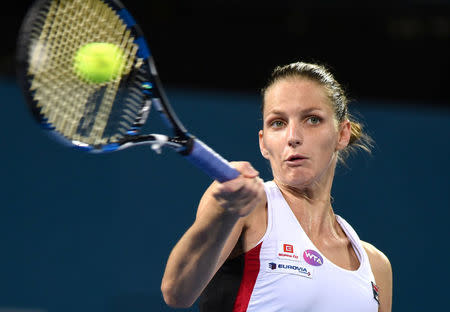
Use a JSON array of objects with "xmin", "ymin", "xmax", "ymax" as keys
[{"xmin": 261, "ymin": 61, "xmax": 373, "ymax": 164}]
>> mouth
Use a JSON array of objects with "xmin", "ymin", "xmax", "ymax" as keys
[{"xmin": 285, "ymin": 154, "xmax": 308, "ymax": 165}]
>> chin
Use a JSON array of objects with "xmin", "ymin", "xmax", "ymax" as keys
[{"xmin": 277, "ymin": 172, "xmax": 316, "ymax": 189}]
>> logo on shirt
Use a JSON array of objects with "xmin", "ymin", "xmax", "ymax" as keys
[
  {"xmin": 267, "ymin": 261, "xmax": 313, "ymax": 279},
  {"xmin": 371, "ymin": 281, "xmax": 380, "ymax": 305},
  {"xmin": 303, "ymin": 249, "xmax": 324, "ymax": 266},
  {"xmin": 278, "ymin": 242, "xmax": 299, "ymax": 260},
  {"xmin": 283, "ymin": 244, "xmax": 294, "ymax": 253}
]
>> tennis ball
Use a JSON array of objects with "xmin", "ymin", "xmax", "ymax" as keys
[{"xmin": 73, "ymin": 42, "xmax": 126, "ymax": 83}]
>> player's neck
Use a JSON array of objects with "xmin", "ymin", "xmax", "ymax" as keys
[
  {"xmin": 281, "ymin": 190, "xmax": 339, "ymax": 240},
  {"xmin": 275, "ymin": 161, "xmax": 338, "ymax": 238}
]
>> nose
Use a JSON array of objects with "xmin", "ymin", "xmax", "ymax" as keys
[{"xmin": 287, "ymin": 122, "xmax": 302, "ymax": 147}]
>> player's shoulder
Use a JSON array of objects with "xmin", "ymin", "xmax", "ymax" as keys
[
  {"xmin": 362, "ymin": 241, "xmax": 393, "ymax": 311},
  {"xmin": 361, "ymin": 240, "xmax": 392, "ymax": 273}
]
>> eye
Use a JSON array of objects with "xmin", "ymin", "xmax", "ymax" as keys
[
  {"xmin": 307, "ymin": 116, "xmax": 321, "ymax": 125},
  {"xmin": 269, "ymin": 119, "xmax": 285, "ymax": 128}
]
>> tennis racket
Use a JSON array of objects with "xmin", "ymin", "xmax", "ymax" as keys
[{"xmin": 17, "ymin": 0, "xmax": 239, "ymax": 182}]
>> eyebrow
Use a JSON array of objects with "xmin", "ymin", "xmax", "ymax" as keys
[{"xmin": 265, "ymin": 107, "xmax": 324, "ymax": 116}]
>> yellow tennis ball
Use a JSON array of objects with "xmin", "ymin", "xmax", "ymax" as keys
[{"xmin": 73, "ymin": 42, "xmax": 126, "ymax": 83}]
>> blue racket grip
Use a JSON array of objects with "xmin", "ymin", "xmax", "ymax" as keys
[{"xmin": 183, "ymin": 139, "xmax": 240, "ymax": 182}]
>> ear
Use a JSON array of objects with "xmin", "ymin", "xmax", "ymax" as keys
[
  {"xmin": 259, "ymin": 130, "xmax": 269, "ymax": 159},
  {"xmin": 336, "ymin": 120, "xmax": 351, "ymax": 151}
]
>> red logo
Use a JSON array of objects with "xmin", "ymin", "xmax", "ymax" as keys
[{"xmin": 283, "ymin": 244, "xmax": 294, "ymax": 253}]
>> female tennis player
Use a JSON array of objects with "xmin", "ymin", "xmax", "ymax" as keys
[{"xmin": 161, "ymin": 62, "xmax": 393, "ymax": 312}]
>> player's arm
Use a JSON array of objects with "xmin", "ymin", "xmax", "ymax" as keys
[
  {"xmin": 161, "ymin": 162, "xmax": 266, "ymax": 308},
  {"xmin": 362, "ymin": 241, "xmax": 393, "ymax": 312}
]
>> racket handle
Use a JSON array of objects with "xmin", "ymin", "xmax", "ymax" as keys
[{"xmin": 183, "ymin": 139, "xmax": 240, "ymax": 182}]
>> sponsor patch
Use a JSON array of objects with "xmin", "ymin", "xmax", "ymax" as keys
[
  {"xmin": 283, "ymin": 244, "xmax": 294, "ymax": 253},
  {"xmin": 371, "ymin": 281, "xmax": 380, "ymax": 305},
  {"xmin": 303, "ymin": 249, "xmax": 324, "ymax": 266},
  {"xmin": 278, "ymin": 242, "xmax": 300, "ymax": 261},
  {"xmin": 266, "ymin": 261, "xmax": 313, "ymax": 279}
]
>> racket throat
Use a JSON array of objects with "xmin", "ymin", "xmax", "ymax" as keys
[
  {"xmin": 150, "ymin": 135, "xmax": 191, "ymax": 154},
  {"xmin": 117, "ymin": 133, "xmax": 192, "ymax": 154}
]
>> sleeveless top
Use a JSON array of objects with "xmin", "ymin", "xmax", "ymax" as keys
[{"xmin": 199, "ymin": 181, "xmax": 379, "ymax": 312}]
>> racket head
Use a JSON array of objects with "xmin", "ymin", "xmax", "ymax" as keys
[{"xmin": 17, "ymin": 0, "xmax": 185, "ymax": 152}]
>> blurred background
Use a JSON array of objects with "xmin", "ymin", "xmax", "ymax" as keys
[{"xmin": 0, "ymin": 0, "xmax": 449, "ymax": 311}]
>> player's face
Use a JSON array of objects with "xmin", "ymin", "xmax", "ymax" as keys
[{"xmin": 259, "ymin": 78, "xmax": 350, "ymax": 188}]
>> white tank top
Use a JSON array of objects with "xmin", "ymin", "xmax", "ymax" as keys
[{"xmin": 232, "ymin": 181, "xmax": 379, "ymax": 312}]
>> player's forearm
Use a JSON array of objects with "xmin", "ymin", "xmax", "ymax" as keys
[{"xmin": 161, "ymin": 208, "xmax": 241, "ymax": 308}]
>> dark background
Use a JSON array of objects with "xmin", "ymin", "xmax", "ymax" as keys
[
  {"xmin": 1, "ymin": 0, "xmax": 450, "ymax": 106},
  {"xmin": 0, "ymin": 1, "xmax": 449, "ymax": 312}
]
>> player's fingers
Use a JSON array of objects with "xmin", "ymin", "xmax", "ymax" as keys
[
  {"xmin": 249, "ymin": 177, "xmax": 265, "ymax": 200},
  {"xmin": 213, "ymin": 173, "xmax": 258, "ymax": 199},
  {"xmin": 229, "ymin": 161, "xmax": 259, "ymax": 178},
  {"xmin": 215, "ymin": 175, "xmax": 245, "ymax": 194}
]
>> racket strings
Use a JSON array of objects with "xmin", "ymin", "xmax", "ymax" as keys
[{"xmin": 28, "ymin": 0, "xmax": 142, "ymax": 146}]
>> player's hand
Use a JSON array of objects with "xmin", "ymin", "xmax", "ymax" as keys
[{"xmin": 211, "ymin": 161, "xmax": 266, "ymax": 217}]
